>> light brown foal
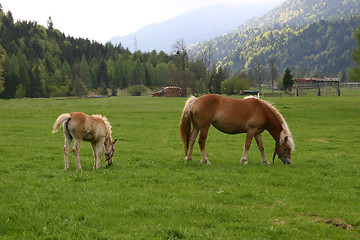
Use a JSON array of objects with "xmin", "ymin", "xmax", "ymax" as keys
[{"xmin": 52, "ymin": 112, "xmax": 117, "ymax": 171}]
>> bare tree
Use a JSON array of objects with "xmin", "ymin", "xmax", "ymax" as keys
[
  {"xmin": 253, "ymin": 55, "xmax": 263, "ymax": 95},
  {"xmin": 172, "ymin": 39, "xmax": 188, "ymax": 89},
  {"xmin": 269, "ymin": 54, "xmax": 278, "ymax": 94},
  {"xmin": 202, "ymin": 40, "xmax": 214, "ymax": 93}
]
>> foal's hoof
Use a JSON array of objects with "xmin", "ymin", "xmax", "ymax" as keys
[
  {"xmin": 185, "ymin": 156, "xmax": 192, "ymax": 161},
  {"xmin": 201, "ymin": 159, "xmax": 211, "ymax": 165}
]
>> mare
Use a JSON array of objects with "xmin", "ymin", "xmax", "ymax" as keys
[
  {"xmin": 179, "ymin": 94, "xmax": 295, "ymax": 165},
  {"xmin": 52, "ymin": 112, "xmax": 117, "ymax": 171}
]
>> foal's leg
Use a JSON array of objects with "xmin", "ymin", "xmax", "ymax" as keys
[
  {"xmin": 185, "ymin": 122, "xmax": 199, "ymax": 161},
  {"xmin": 63, "ymin": 133, "xmax": 72, "ymax": 171},
  {"xmin": 72, "ymin": 139, "xmax": 82, "ymax": 171},
  {"xmin": 198, "ymin": 127, "xmax": 211, "ymax": 165},
  {"xmin": 240, "ymin": 128, "xmax": 257, "ymax": 165},
  {"xmin": 91, "ymin": 142, "xmax": 102, "ymax": 169},
  {"xmin": 255, "ymin": 134, "xmax": 270, "ymax": 164}
]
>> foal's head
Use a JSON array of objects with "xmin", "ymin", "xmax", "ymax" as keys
[{"xmin": 105, "ymin": 139, "xmax": 118, "ymax": 165}]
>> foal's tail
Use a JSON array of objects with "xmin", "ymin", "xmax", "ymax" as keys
[
  {"xmin": 51, "ymin": 113, "xmax": 71, "ymax": 133},
  {"xmin": 179, "ymin": 96, "xmax": 197, "ymax": 154}
]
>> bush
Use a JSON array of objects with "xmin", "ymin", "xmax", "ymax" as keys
[
  {"xmin": 127, "ymin": 85, "xmax": 148, "ymax": 96},
  {"xmin": 221, "ymin": 77, "xmax": 250, "ymax": 95}
]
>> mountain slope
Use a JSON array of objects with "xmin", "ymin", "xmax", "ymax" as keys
[
  {"xmin": 110, "ymin": 3, "xmax": 279, "ymax": 53},
  {"xmin": 239, "ymin": 0, "xmax": 360, "ymax": 30},
  {"xmin": 189, "ymin": 0, "xmax": 360, "ymax": 76}
]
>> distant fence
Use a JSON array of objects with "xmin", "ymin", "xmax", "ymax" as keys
[{"xmin": 263, "ymin": 92, "xmax": 282, "ymax": 97}]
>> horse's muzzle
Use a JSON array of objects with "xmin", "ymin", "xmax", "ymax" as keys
[
  {"xmin": 273, "ymin": 152, "xmax": 291, "ymax": 165},
  {"xmin": 107, "ymin": 159, "xmax": 113, "ymax": 165}
]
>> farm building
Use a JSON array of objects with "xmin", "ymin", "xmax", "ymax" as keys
[{"xmin": 295, "ymin": 78, "xmax": 340, "ymax": 96}]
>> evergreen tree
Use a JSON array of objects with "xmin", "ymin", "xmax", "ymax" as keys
[
  {"xmin": 282, "ymin": 68, "xmax": 294, "ymax": 92},
  {"xmin": 97, "ymin": 60, "xmax": 108, "ymax": 88},
  {"xmin": 131, "ymin": 59, "xmax": 145, "ymax": 85},
  {"xmin": 0, "ymin": 44, "xmax": 6, "ymax": 94},
  {"xmin": 145, "ymin": 61, "xmax": 155, "ymax": 87},
  {"xmin": 79, "ymin": 55, "xmax": 91, "ymax": 89},
  {"xmin": 31, "ymin": 60, "xmax": 45, "ymax": 98}
]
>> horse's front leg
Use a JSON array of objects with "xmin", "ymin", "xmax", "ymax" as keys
[
  {"xmin": 91, "ymin": 142, "xmax": 102, "ymax": 169},
  {"xmin": 241, "ymin": 129, "xmax": 256, "ymax": 165},
  {"xmin": 255, "ymin": 133, "xmax": 270, "ymax": 164},
  {"xmin": 73, "ymin": 139, "xmax": 82, "ymax": 171},
  {"xmin": 198, "ymin": 127, "xmax": 211, "ymax": 165}
]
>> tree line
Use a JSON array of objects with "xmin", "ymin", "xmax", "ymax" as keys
[{"xmin": 0, "ymin": 7, "xmax": 230, "ymax": 99}]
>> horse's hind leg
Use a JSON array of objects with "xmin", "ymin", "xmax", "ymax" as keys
[
  {"xmin": 63, "ymin": 132, "xmax": 72, "ymax": 171},
  {"xmin": 185, "ymin": 122, "xmax": 199, "ymax": 161},
  {"xmin": 255, "ymin": 134, "xmax": 270, "ymax": 164},
  {"xmin": 73, "ymin": 139, "xmax": 82, "ymax": 171},
  {"xmin": 198, "ymin": 127, "xmax": 211, "ymax": 165}
]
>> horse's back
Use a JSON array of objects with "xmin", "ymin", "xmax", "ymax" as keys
[{"xmin": 193, "ymin": 94, "xmax": 267, "ymax": 134}]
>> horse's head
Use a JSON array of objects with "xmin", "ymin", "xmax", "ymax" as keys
[
  {"xmin": 105, "ymin": 139, "xmax": 117, "ymax": 165},
  {"xmin": 273, "ymin": 134, "xmax": 294, "ymax": 165}
]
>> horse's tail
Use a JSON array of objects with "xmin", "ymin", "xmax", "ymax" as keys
[
  {"xmin": 51, "ymin": 113, "xmax": 71, "ymax": 133},
  {"xmin": 179, "ymin": 96, "xmax": 197, "ymax": 154}
]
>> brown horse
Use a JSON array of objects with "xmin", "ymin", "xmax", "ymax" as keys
[
  {"xmin": 179, "ymin": 94, "xmax": 294, "ymax": 165},
  {"xmin": 52, "ymin": 112, "xmax": 117, "ymax": 171}
]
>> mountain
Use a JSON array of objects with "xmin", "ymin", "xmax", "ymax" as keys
[
  {"xmin": 110, "ymin": 3, "xmax": 280, "ymax": 53},
  {"xmin": 188, "ymin": 0, "xmax": 360, "ymax": 76}
]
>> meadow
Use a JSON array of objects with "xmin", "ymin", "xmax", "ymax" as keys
[{"xmin": 0, "ymin": 94, "xmax": 359, "ymax": 239}]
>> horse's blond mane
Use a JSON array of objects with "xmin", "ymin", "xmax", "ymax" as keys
[
  {"xmin": 92, "ymin": 114, "xmax": 112, "ymax": 139},
  {"xmin": 246, "ymin": 96, "xmax": 295, "ymax": 150}
]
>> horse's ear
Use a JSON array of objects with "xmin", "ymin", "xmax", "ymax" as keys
[
  {"xmin": 113, "ymin": 139, "xmax": 118, "ymax": 145},
  {"xmin": 284, "ymin": 136, "xmax": 288, "ymax": 143}
]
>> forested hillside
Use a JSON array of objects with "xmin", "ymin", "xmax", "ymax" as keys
[
  {"xmin": 189, "ymin": 0, "xmax": 360, "ymax": 79},
  {"xmin": 225, "ymin": 17, "xmax": 359, "ymax": 76},
  {"xmin": 0, "ymin": 7, "xmax": 208, "ymax": 99}
]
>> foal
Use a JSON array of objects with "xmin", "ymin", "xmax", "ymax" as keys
[{"xmin": 52, "ymin": 112, "xmax": 117, "ymax": 171}]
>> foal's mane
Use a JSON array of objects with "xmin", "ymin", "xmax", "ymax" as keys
[
  {"xmin": 245, "ymin": 96, "xmax": 295, "ymax": 150},
  {"xmin": 93, "ymin": 114, "xmax": 112, "ymax": 138}
]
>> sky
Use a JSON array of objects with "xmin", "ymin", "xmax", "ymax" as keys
[{"xmin": 1, "ymin": 0, "xmax": 285, "ymax": 44}]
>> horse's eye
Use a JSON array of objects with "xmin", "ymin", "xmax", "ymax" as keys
[{"xmin": 283, "ymin": 147, "xmax": 288, "ymax": 152}]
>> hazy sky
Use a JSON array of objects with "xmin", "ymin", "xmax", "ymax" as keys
[{"xmin": 1, "ymin": 0, "xmax": 285, "ymax": 43}]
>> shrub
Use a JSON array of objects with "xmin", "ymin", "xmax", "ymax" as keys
[
  {"xmin": 127, "ymin": 85, "xmax": 148, "ymax": 96},
  {"xmin": 221, "ymin": 77, "xmax": 250, "ymax": 95}
]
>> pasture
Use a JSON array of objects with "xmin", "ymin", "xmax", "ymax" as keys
[{"xmin": 0, "ymin": 95, "xmax": 359, "ymax": 239}]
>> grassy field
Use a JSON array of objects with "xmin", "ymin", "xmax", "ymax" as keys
[{"xmin": 0, "ymin": 94, "xmax": 359, "ymax": 239}]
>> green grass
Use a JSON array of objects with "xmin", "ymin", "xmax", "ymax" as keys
[{"xmin": 0, "ymin": 95, "xmax": 359, "ymax": 239}]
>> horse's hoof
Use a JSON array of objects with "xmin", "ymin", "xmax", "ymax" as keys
[
  {"xmin": 241, "ymin": 159, "xmax": 248, "ymax": 165},
  {"xmin": 185, "ymin": 156, "xmax": 192, "ymax": 161},
  {"xmin": 263, "ymin": 160, "xmax": 270, "ymax": 165}
]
